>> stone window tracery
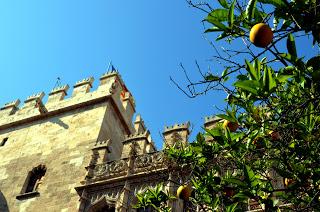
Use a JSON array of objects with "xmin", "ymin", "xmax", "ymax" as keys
[{"xmin": 16, "ymin": 164, "xmax": 46, "ymax": 200}]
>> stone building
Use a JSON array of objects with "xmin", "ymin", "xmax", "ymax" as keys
[{"xmin": 0, "ymin": 70, "xmax": 197, "ymax": 212}]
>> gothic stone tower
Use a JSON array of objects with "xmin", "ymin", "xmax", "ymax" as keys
[{"xmin": 0, "ymin": 71, "xmax": 191, "ymax": 212}]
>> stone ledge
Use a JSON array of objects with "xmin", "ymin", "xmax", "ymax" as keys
[{"xmin": 16, "ymin": 191, "xmax": 40, "ymax": 200}]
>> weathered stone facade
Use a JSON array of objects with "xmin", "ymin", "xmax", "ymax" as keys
[{"xmin": 0, "ymin": 71, "xmax": 192, "ymax": 212}]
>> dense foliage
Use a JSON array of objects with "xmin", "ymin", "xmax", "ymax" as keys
[{"xmin": 136, "ymin": 0, "xmax": 320, "ymax": 211}]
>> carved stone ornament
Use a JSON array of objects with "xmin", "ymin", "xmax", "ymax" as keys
[
  {"xmin": 93, "ymin": 159, "xmax": 128, "ymax": 178},
  {"xmin": 134, "ymin": 151, "xmax": 164, "ymax": 171}
]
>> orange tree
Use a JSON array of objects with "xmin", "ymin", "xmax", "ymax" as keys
[{"xmin": 135, "ymin": 0, "xmax": 320, "ymax": 211}]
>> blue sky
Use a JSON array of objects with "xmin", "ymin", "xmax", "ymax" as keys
[
  {"xmin": 0, "ymin": 1, "xmax": 317, "ymax": 149},
  {"xmin": 0, "ymin": 1, "xmax": 226, "ymax": 148}
]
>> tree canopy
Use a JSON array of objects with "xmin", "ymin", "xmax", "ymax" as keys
[{"xmin": 135, "ymin": 0, "xmax": 320, "ymax": 211}]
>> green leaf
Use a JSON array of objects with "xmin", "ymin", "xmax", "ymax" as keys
[
  {"xmin": 212, "ymin": 196, "xmax": 220, "ymax": 208},
  {"xmin": 273, "ymin": 17, "xmax": 279, "ymax": 30},
  {"xmin": 263, "ymin": 67, "xmax": 276, "ymax": 91},
  {"xmin": 228, "ymin": 0, "xmax": 236, "ymax": 27},
  {"xmin": 234, "ymin": 80, "xmax": 261, "ymax": 95},
  {"xmin": 205, "ymin": 128, "xmax": 224, "ymax": 137},
  {"xmin": 279, "ymin": 53, "xmax": 297, "ymax": 64},
  {"xmin": 253, "ymin": 58, "xmax": 261, "ymax": 80},
  {"xmin": 237, "ymin": 74, "xmax": 248, "ymax": 80},
  {"xmin": 244, "ymin": 165, "xmax": 259, "ymax": 187},
  {"xmin": 207, "ymin": 9, "xmax": 229, "ymax": 22},
  {"xmin": 225, "ymin": 177, "xmax": 247, "ymax": 187},
  {"xmin": 245, "ymin": 60, "xmax": 258, "ymax": 80},
  {"xmin": 226, "ymin": 203, "xmax": 238, "ymax": 212},
  {"xmin": 244, "ymin": 165, "xmax": 255, "ymax": 180},
  {"xmin": 205, "ymin": 27, "xmax": 224, "ymax": 33},
  {"xmin": 218, "ymin": 0, "xmax": 229, "ymax": 8},
  {"xmin": 282, "ymin": 66, "xmax": 295, "ymax": 74},
  {"xmin": 276, "ymin": 74, "xmax": 293, "ymax": 83},
  {"xmin": 257, "ymin": 0, "xmax": 286, "ymax": 7},
  {"xmin": 196, "ymin": 133, "xmax": 205, "ymax": 143},
  {"xmin": 224, "ymin": 125, "xmax": 232, "ymax": 142},
  {"xmin": 223, "ymin": 76, "xmax": 230, "ymax": 82},
  {"xmin": 216, "ymin": 31, "xmax": 229, "ymax": 40},
  {"xmin": 280, "ymin": 19, "xmax": 292, "ymax": 30},
  {"xmin": 253, "ymin": 9, "xmax": 267, "ymax": 22},
  {"xmin": 233, "ymin": 192, "xmax": 250, "ymax": 199},
  {"xmin": 222, "ymin": 67, "xmax": 229, "ymax": 77},
  {"xmin": 206, "ymin": 9, "xmax": 229, "ymax": 30},
  {"xmin": 216, "ymin": 114, "xmax": 234, "ymax": 122},
  {"xmin": 205, "ymin": 18, "xmax": 228, "ymax": 30},
  {"xmin": 205, "ymin": 74, "xmax": 220, "ymax": 81},
  {"xmin": 246, "ymin": 0, "xmax": 257, "ymax": 21},
  {"xmin": 287, "ymin": 34, "xmax": 297, "ymax": 58}
]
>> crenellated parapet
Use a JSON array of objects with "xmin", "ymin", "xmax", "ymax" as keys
[
  {"xmin": 24, "ymin": 92, "xmax": 45, "ymax": 107},
  {"xmin": 0, "ymin": 71, "xmax": 136, "ymax": 133},
  {"xmin": 163, "ymin": 122, "xmax": 190, "ymax": 147},
  {"xmin": 124, "ymin": 130, "xmax": 150, "ymax": 142},
  {"xmin": 204, "ymin": 115, "xmax": 222, "ymax": 130},
  {"xmin": 0, "ymin": 99, "xmax": 20, "ymax": 116},
  {"xmin": 164, "ymin": 122, "xmax": 190, "ymax": 133},
  {"xmin": 121, "ymin": 130, "xmax": 156, "ymax": 158},
  {"xmin": 19, "ymin": 92, "xmax": 47, "ymax": 115},
  {"xmin": 48, "ymin": 85, "xmax": 69, "ymax": 103},
  {"xmin": 72, "ymin": 77, "xmax": 94, "ymax": 97}
]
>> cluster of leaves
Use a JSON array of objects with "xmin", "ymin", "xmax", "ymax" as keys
[
  {"xmin": 135, "ymin": 0, "xmax": 320, "ymax": 211},
  {"xmin": 133, "ymin": 184, "xmax": 175, "ymax": 212},
  {"xmin": 206, "ymin": 0, "xmax": 320, "ymax": 44},
  {"xmin": 181, "ymin": 55, "xmax": 320, "ymax": 211}
]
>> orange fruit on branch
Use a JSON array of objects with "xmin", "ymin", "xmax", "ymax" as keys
[
  {"xmin": 284, "ymin": 178, "xmax": 295, "ymax": 187},
  {"xmin": 250, "ymin": 23, "xmax": 273, "ymax": 48},
  {"xmin": 269, "ymin": 131, "xmax": 281, "ymax": 141},
  {"xmin": 223, "ymin": 120, "xmax": 239, "ymax": 132},
  {"xmin": 177, "ymin": 185, "xmax": 192, "ymax": 201},
  {"xmin": 223, "ymin": 186, "xmax": 235, "ymax": 197}
]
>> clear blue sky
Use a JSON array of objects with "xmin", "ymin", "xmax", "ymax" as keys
[
  {"xmin": 0, "ymin": 0, "xmax": 226, "ymax": 148},
  {"xmin": 0, "ymin": 1, "xmax": 317, "ymax": 149}
]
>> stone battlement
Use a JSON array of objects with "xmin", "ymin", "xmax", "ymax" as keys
[
  {"xmin": 123, "ymin": 130, "xmax": 150, "ymax": 142},
  {"xmin": 163, "ymin": 122, "xmax": 190, "ymax": 134},
  {"xmin": 204, "ymin": 115, "xmax": 221, "ymax": 124},
  {"xmin": 0, "ymin": 71, "xmax": 135, "ymax": 131},
  {"xmin": 204, "ymin": 115, "xmax": 222, "ymax": 130}
]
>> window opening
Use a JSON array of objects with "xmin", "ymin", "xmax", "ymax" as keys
[
  {"xmin": 23, "ymin": 164, "xmax": 46, "ymax": 193},
  {"xmin": 0, "ymin": 138, "xmax": 8, "ymax": 147}
]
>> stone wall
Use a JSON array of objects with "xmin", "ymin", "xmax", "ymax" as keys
[{"xmin": 0, "ymin": 71, "xmax": 134, "ymax": 212}]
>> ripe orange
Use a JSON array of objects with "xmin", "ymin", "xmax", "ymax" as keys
[
  {"xmin": 269, "ymin": 131, "xmax": 281, "ymax": 141},
  {"xmin": 284, "ymin": 178, "xmax": 294, "ymax": 187},
  {"xmin": 223, "ymin": 120, "xmax": 239, "ymax": 132},
  {"xmin": 223, "ymin": 186, "xmax": 235, "ymax": 197},
  {"xmin": 177, "ymin": 185, "xmax": 192, "ymax": 201},
  {"xmin": 250, "ymin": 23, "xmax": 273, "ymax": 48}
]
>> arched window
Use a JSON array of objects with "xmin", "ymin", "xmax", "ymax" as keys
[
  {"xmin": 16, "ymin": 164, "xmax": 46, "ymax": 200},
  {"xmin": 88, "ymin": 196, "xmax": 116, "ymax": 212}
]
